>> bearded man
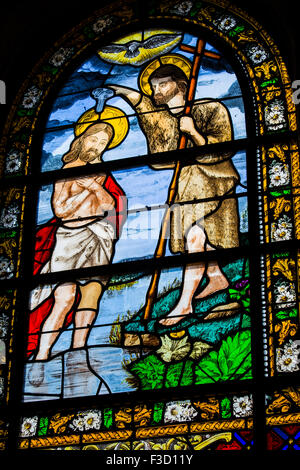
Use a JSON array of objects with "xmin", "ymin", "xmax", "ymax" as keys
[
  {"xmin": 108, "ymin": 63, "xmax": 240, "ymax": 326},
  {"xmin": 28, "ymin": 122, "xmax": 126, "ymax": 383}
]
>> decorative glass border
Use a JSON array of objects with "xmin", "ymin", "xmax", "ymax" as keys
[
  {"xmin": 266, "ymin": 386, "xmax": 300, "ymax": 450},
  {"xmin": 18, "ymin": 391, "xmax": 253, "ymax": 450}
]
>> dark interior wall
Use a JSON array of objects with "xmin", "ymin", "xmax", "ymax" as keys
[{"xmin": 0, "ymin": 0, "xmax": 299, "ymax": 132}]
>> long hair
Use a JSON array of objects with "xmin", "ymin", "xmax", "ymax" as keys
[{"xmin": 62, "ymin": 122, "xmax": 114, "ymax": 163}]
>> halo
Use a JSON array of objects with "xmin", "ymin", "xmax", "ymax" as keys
[
  {"xmin": 75, "ymin": 105, "xmax": 129, "ymax": 149},
  {"xmin": 139, "ymin": 53, "xmax": 192, "ymax": 96}
]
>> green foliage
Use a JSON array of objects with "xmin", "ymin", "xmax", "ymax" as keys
[
  {"xmin": 275, "ymin": 308, "xmax": 297, "ymax": 320},
  {"xmin": 260, "ymin": 78, "xmax": 279, "ymax": 88},
  {"xmin": 109, "ymin": 272, "xmax": 144, "ymax": 287},
  {"xmin": 229, "ymin": 282, "xmax": 250, "ymax": 313},
  {"xmin": 190, "ymin": 1, "xmax": 203, "ymax": 17},
  {"xmin": 128, "ymin": 330, "xmax": 252, "ymax": 390},
  {"xmin": 195, "ymin": 330, "xmax": 252, "ymax": 384},
  {"xmin": 272, "ymin": 252, "xmax": 290, "ymax": 259},
  {"xmin": 180, "ymin": 359, "xmax": 194, "ymax": 387},
  {"xmin": 228, "ymin": 25, "xmax": 245, "ymax": 38},
  {"xmin": 244, "ymin": 259, "xmax": 250, "ymax": 279},
  {"xmin": 103, "ymin": 408, "xmax": 113, "ymax": 429},
  {"xmin": 270, "ymin": 189, "xmax": 291, "ymax": 197},
  {"xmin": 42, "ymin": 64, "xmax": 59, "ymax": 75},
  {"xmin": 0, "ymin": 230, "xmax": 17, "ymax": 239},
  {"xmin": 221, "ymin": 398, "xmax": 232, "ymax": 419},
  {"xmin": 241, "ymin": 314, "xmax": 251, "ymax": 329},
  {"xmin": 130, "ymin": 355, "xmax": 165, "ymax": 390},
  {"xmin": 165, "ymin": 362, "xmax": 183, "ymax": 388},
  {"xmin": 37, "ymin": 417, "xmax": 49, "ymax": 436},
  {"xmin": 152, "ymin": 402, "xmax": 164, "ymax": 425}
]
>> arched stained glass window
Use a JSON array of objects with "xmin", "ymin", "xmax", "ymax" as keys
[{"xmin": 1, "ymin": 0, "xmax": 300, "ymax": 455}]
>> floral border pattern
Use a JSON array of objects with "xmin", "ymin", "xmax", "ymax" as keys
[{"xmin": 18, "ymin": 392, "xmax": 253, "ymax": 450}]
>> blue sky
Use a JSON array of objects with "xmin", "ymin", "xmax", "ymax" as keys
[
  {"xmin": 36, "ymin": 30, "xmax": 248, "ymax": 263},
  {"xmin": 41, "ymin": 30, "xmax": 246, "ymax": 172}
]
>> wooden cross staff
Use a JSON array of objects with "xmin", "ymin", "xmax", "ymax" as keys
[{"xmin": 143, "ymin": 39, "xmax": 221, "ymax": 321}]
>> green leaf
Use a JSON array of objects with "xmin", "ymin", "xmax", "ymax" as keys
[
  {"xmin": 241, "ymin": 299, "xmax": 250, "ymax": 309},
  {"xmin": 37, "ymin": 417, "xmax": 49, "ymax": 436},
  {"xmin": 195, "ymin": 330, "xmax": 252, "ymax": 384},
  {"xmin": 228, "ymin": 289, "xmax": 242, "ymax": 300},
  {"xmin": 244, "ymin": 259, "xmax": 250, "ymax": 278},
  {"xmin": 130, "ymin": 355, "xmax": 165, "ymax": 390},
  {"xmin": 103, "ymin": 408, "xmax": 113, "ymax": 429},
  {"xmin": 227, "ymin": 331, "xmax": 251, "ymax": 370},
  {"xmin": 195, "ymin": 350, "xmax": 221, "ymax": 384},
  {"xmin": 152, "ymin": 402, "xmax": 164, "ymax": 425},
  {"xmin": 275, "ymin": 308, "xmax": 297, "ymax": 319},
  {"xmin": 241, "ymin": 314, "xmax": 251, "ymax": 328},
  {"xmin": 270, "ymin": 189, "xmax": 291, "ymax": 197},
  {"xmin": 180, "ymin": 360, "xmax": 194, "ymax": 387},
  {"xmin": 218, "ymin": 340, "xmax": 230, "ymax": 376},
  {"xmin": 221, "ymin": 398, "xmax": 231, "ymax": 419},
  {"xmin": 165, "ymin": 362, "xmax": 183, "ymax": 388}
]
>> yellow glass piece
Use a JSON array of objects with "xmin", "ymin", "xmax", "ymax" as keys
[
  {"xmin": 97, "ymin": 30, "xmax": 182, "ymax": 66},
  {"xmin": 169, "ymin": 330, "xmax": 186, "ymax": 339},
  {"xmin": 191, "ymin": 432, "xmax": 232, "ymax": 450}
]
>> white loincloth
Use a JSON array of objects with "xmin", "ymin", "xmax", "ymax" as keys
[
  {"xmin": 46, "ymin": 219, "xmax": 115, "ymax": 272},
  {"xmin": 29, "ymin": 219, "xmax": 115, "ymax": 311}
]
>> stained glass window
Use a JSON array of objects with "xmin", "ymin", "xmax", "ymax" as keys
[{"xmin": 1, "ymin": 0, "xmax": 299, "ymax": 456}]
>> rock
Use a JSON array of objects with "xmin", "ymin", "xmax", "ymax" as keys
[
  {"xmin": 124, "ymin": 333, "xmax": 141, "ymax": 346},
  {"xmin": 141, "ymin": 334, "xmax": 160, "ymax": 347},
  {"xmin": 124, "ymin": 333, "xmax": 160, "ymax": 347},
  {"xmin": 203, "ymin": 302, "xmax": 241, "ymax": 321}
]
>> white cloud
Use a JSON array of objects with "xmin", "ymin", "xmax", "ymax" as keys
[{"xmin": 195, "ymin": 71, "xmax": 237, "ymax": 99}]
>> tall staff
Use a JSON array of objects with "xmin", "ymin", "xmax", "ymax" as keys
[{"xmin": 143, "ymin": 38, "xmax": 211, "ymax": 321}]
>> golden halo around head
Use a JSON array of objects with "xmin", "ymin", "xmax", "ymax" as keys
[
  {"xmin": 75, "ymin": 105, "xmax": 128, "ymax": 149},
  {"xmin": 139, "ymin": 53, "xmax": 192, "ymax": 96}
]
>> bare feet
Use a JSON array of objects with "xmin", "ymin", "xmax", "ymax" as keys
[
  {"xmin": 195, "ymin": 273, "xmax": 229, "ymax": 299},
  {"xmin": 159, "ymin": 304, "xmax": 192, "ymax": 326}
]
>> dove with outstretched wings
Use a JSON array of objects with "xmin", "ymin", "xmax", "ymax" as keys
[{"xmin": 98, "ymin": 33, "xmax": 182, "ymax": 66}]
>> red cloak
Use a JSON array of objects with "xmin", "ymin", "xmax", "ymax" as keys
[{"xmin": 27, "ymin": 174, "xmax": 126, "ymax": 358}]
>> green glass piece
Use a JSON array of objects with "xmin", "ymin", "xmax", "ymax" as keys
[
  {"xmin": 228, "ymin": 25, "xmax": 245, "ymax": 37},
  {"xmin": 152, "ymin": 402, "xmax": 164, "ymax": 425},
  {"xmin": 103, "ymin": 408, "xmax": 113, "ymax": 429},
  {"xmin": 129, "ymin": 355, "xmax": 165, "ymax": 390},
  {"xmin": 270, "ymin": 189, "xmax": 291, "ymax": 197},
  {"xmin": 260, "ymin": 78, "xmax": 279, "ymax": 87},
  {"xmin": 272, "ymin": 252, "xmax": 290, "ymax": 259},
  {"xmin": 37, "ymin": 417, "xmax": 49, "ymax": 436},
  {"xmin": 17, "ymin": 109, "xmax": 35, "ymax": 117},
  {"xmin": 195, "ymin": 330, "xmax": 252, "ymax": 384},
  {"xmin": 241, "ymin": 313, "xmax": 251, "ymax": 329},
  {"xmin": 190, "ymin": 1, "xmax": 203, "ymax": 17},
  {"xmin": 221, "ymin": 398, "xmax": 232, "ymax": 419},
  {"xmin": 165, "ymin": 362, "xmax": 183, "ymax": 388},
  {"xmin": 180, "ymin": 360, "xmax": 194, "ymax": 387},
  {"xmin": 0, "ymin": 230, "xmax": 17, "ymax": 239},
  {"xmin": 275, "ymin": 308, "xmax": 297, "ymax": 319},
  {"xmin": 42, "ymin": 64, "xmax": 59, "ymax": 75}
]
